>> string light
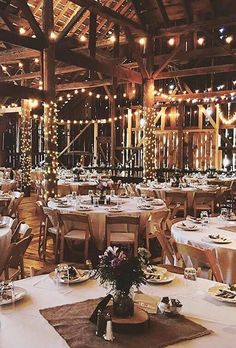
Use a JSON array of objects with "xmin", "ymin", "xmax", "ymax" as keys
[
  {"xmin": 80, "ymin": 35, "xmax": 86, "ymax": 42},
  {"xmin": 197, "ymin": 37, "xmax": 205, "ymax": 46},
  {"xmin": 19, "ymin": 27, "xmax": 26, "ymax": 35},
  {"xmin": 49, "ymin": 31, "xmax": 57, "ymax": 40},
  {"xmin": 218, "ymin": 105, "xmax": 236, "ymax": 125},
  {"xmin": 168, "ymin": 37, "xmax": 175, "ymax": 46},
  {"xmin": 139, "ymin": 37, "xmax": 146, "ymax": 45},
  {"xmin": 225, "ymin": 35, "xmax": 233, "ymax": 44},
  {"xmin": 110, "ymin": 35, "xmax": 116, "ymax": 43}
]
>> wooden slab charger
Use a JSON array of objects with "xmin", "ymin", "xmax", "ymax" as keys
[{"xmin": 107, "ymin": 305, "xmax": 150, "ymax": 333}]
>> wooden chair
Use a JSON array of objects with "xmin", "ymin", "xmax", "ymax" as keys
[
  {"xmin": 11, "ymin": 222, "xmax": 32, "ymax": 242},
  {"xmin": 57, "ymin": 184, "xmax": 71, "ymax": 197},
  {"xmin": 0, "ymin": 235, "xmax": 33, "ymax": 280},
  {"xmin": 43, "ymin": 207, "xmax": 60, "ymax": 262},
  {"xmin": 145, "ymin": 209, "xmax": 170, "ymax": 251},
  {"xmin": 8, "ymin": 192, "xmax": 24, "ymax": 218},
  {"xmin": 192, "ymin": 191, "xmax": 216, "ymax": 217},
  {"xmin": 36, "ymin": 200, "xmax": 47, "ymax": 258},
  {"xmin": 157, "ymin": 264, "xmax": 184, "ymax": 275},
  {"xmin": 105, "ymin": 215, "xmax": 140, "ymax": 256},
  {"xmin": 155, "ymin": 230, "xmax": 177, "ymax": 265},
  {"xmin": 165, "ymin": 191, "xmax": 188, "ymax": 217},
  {"xmin": 59, "ymin": 212, "xmax": 92, "ymax": 263},
  {"xmin": 175, "ymin": 242, "xmax": 223, "ymax": 283}
]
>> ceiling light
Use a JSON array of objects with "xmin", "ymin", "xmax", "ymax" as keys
[
  {"xmin": 167, "ymin": 37, "xmax": 175, "ymax": 46},
  {"xmin": 139, "ymin": 37, "xmax": 146, "ymax": 45},
  {"xmin": 80, "ymin": 35, "xmax": 86, "ymax": 42},
  {"xmin": 225, "ymin": 35, "xmax": 233, "ymax": 44},
  {"xmin": 110, "ymin": 35, "xmax": 116, "ymax": 43},
  {"xmin": 34, "ymin": 58, "xmax": 39, "ymax": 63},
  {"xmin": 197, "ymin": 37, "xmax": 205, "ymax": 46},
  {"xmin": 19, "ymin": 27, "xmax": 26, "ymax": 35}
]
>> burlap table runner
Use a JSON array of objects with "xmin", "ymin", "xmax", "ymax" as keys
[{"xmin": 40, "ymin": 298, "xmax": 212, "ymax": 348}]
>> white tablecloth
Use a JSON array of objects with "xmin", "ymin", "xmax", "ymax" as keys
[
  {"xmin": 0, "ymin": 226, "xmax": 11, "ymax": 264},
  {"xmin": 48, "ymin": 197, "xmax": 166, "ymax": 250},
  {"xmin": 1, "ymin": 274, "xmax": 236, "ymax": 347},
  {"xmin": 171, "ymin": 217, "xmax": 236, "ymax": 283}
]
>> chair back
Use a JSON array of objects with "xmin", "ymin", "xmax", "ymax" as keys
[
  {"xmin": 57, "ymin": 184, "xmax": 71, "ymax": 197},
  {"xmin": 43, "ymin": 207, "xmax": 60, "ymax": 229},
  {"xmin": 59, "ymin": 212, "xmax": 91, "ymax": 238},
  {"xmin": 11, "ymin": 221, "xmax": 32, "ymax": 242},
  {"xmin": 36, "ymin": 200, "xmax": 47, "ymax": 221},
  {"xmin": 155, "ymin": 230, "xmax": 175, "ymax": 264},
  {"xmin": 9, "ymin": 192, "xmax": 24, "ymax": 217},
  {"xmin": 165, "ymin": 191, "xmax": 188, "ymax": 205},
  {"xmin": 149, "ymin": 209, "xmax": 170, "ymax": 233},
  {"xmin": 194, "ymin": 191, "xmax": 216, "ymax": 203},
  {"xmin": 8, "ymin": 235, "xmax": 33, "ymax": 274},
  {"xmin": 176, "ymin": 242, "xmax": 223, "ymax": 282},
  {"xmin": 78, "ymin": 184, "xmax": 96, "ymax": 195}
]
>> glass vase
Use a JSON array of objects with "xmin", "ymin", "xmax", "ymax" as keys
[{"xmin": 113, "ymin": 290, "xmax": 134, "ymax": 318}]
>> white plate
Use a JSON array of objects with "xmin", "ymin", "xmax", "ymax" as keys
[
  {"xmin": 207, "ymin": 236, "xmax": 232, "ymax": 244},
  {"xmin": 176, "ymin": 223, "xmax": 199, "ymax": 231},
  {"xmin": 56, "ymin": 204, "xmax": 72, "ymax": 208},
  {"xmin": 138, "ymin": 206, "xmax": 153, "ymax": 210},
  {"xmin": 151, "ymin": 199, "xmax": 164, "ymax": 206},
  {"xmin": 76, "ymin": 206, "xmax": 93, "ymax": 211},
  {"xmin": 0, "ymin": 286, "xmax": 27, "ymax": 305},
  {"xmin": 107, "ymin": 208, "xmax": 124, "ymax": 213},
  {"xmin": 145, "ymin": 271, "xmax": 175, "ymax": 284},
  {"xmin": 49, "ymin": 269, "xmax": 91, "ymax": 284},
  {"xmin": 208, "ymin": 285, "xmax": 236, "ymax": 304}
]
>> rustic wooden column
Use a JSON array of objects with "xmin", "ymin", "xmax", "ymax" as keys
[
  {"xmin": 110, "ymin": 99, "xmax": 116, "ymax": 166},
  {"xmin": 93, "ymin": 120, "xmax": 98, "ymax": 165},
  {"xmin": 20, "ymin": 99, "xmax": 32, "ymax": 196},
  {"xmin": 143, "ymin": 78, "xmax": 156, "ymax": 179},
  {"xmin": 42, "ymin": 0, "xmax": 57, "ymax": 199},
  {"xmin": 177, "ymin": 103, "xmax": 184, "ymax": 170}
]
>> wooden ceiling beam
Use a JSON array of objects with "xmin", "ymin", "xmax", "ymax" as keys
[
  {"xmin": 154, "ymin": 63, "xmax": 236, "ymax": 80},
  {"xmin": 124, "ymin": 26, "xmax": 149, "ymax": 79},
  {"xmin": 156, "ymin": 0, "xmax": 170, "ymax": 27},
  {"xmin": 0, "ymin": 28, "xmax": 47, "ymax": 50},
  {"xmin": 180, "ymin": 0, "xmax": 193, "ymax": 24},
  {"xmin": 0, "ymin": 82, "xmax": 43, "ymax": 99},
  {"xmin": 15, "ymin": 0, "xmax": 46, "ymax": 41},
  {"xmin": 56, "ymin": 7, "xmax": 87, "ymax": 43},
  {"xmin": 155, "ymin": 89, "xmax": 236, "ymax": 102},
  {"xmin": 69, "ymin": 0, "xmax": 147, "ymax": 35},
  {"xmin": 55, "ymin": 47, "xmax": 142, "ymax": 84},
  {"xmin": 56, "ymin": 78, "xmax": 113, "ymax": 91},
  {"xmin": 155, "ymin": 15, "xmax": 236, "ymax": 37}
]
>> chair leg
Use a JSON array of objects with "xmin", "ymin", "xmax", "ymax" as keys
[{"xmin": 84, "ymin": 239, "xmax": 89, "ymax": 262}]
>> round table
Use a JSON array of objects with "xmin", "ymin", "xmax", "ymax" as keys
[
  {"xmin": 171, "ymin": 217, "xmax": 236, "ymax": 283},
  {"xmin": 1, "ymin": 275, "xmax": 236, "ymax": 348},
  {"xmin": 0, "ymin": 225, "xmax": 12, "ymax": 264},
  {"xmin": 48, "ymin": 196, "xmax": 166, "ymax": 250},
  {"xmin": 137, "ymin": 184, "xmax": 218, "ymax": 209}
]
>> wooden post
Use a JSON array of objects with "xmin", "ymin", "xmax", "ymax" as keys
[
  {"xmin": 110, "ymin": 99, "xmax": 116, "ymax": 166},
  {"xmin": 177, "ymin": 103, "xmax": 184, "ymax": 170},
  {"xmin": 93, "ymin": 120, "xmax": 98, "ymax": 165},
  {"xmin": 143, "ymin": 78, "xmax": 156, "ymax": 179},
  {"xmin": 20, "ymin": 99, "xmax": 32, "ymax": 196},
  {"xmin": 42, "ymin": 0, "xmax": 57, "ymax": 199}
]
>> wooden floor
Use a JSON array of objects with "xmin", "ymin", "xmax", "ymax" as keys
[{"xmin": 19, "ymin": 193, "xmax": 54, "ymax": 274}]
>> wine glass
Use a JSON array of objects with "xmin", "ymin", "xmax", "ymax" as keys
[
  {"xmin": 110, "ymin": 189, "xmax": 115, "ymax": 197},
  {"xmin": 220, "ymin": 208, "xmax": 228, "ymax": 220},
  {"xmin": 200, "ymin": 210, "xmax": 209, "ymax": 230}
]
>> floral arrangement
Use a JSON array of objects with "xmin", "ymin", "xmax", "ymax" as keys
[
  {"xmin": 95, "ymin": 246, "xmax": 151, "ymax": 293},
  {"xmin": 97, "ymin": 180, "xmax": 111, "ymax": 195}
]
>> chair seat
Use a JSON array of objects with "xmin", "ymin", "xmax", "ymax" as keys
[
  {"xmin": 65, "ymin": 229, "xmax": 87, "ymax": 240},
  {"xmin": 168, "ymin": 203, "xmax": 185, "ymax": 209},
  {"xmin": 110, "ymin": 232, "xmax": 135, "ymax": 243},
  {"xmin": 48, "ymin": 227, "xmax": 58, "ymax": 234},
  {"xmin": 194, "ymin": 204, "xmax": 212, "ymax": 210}
]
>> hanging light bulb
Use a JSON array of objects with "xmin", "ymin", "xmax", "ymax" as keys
[
  {"xmin": 225, "ymin": 35, "xmax": 233, "ymax": 44},
  {"xmin": 110, "ymin": 35, "xmax": 116, "ymax": 43},
  {"xmin": 80, "ymin": 35, "xmax": 86, "ymax": 42},
  {"xmin": 139, "ymin": 37, "xmax": 146, "ymax": 45},
  {"xmin": 167, "ymin": 37, "xmax": 175, "ymax": 46},
  {"xmin": 197, "ymin": 37, "xmax": 205, "ymax": 46},
  {"xmin": 19, "ymin": 27, "xmax": 26, "ymax": 35}
]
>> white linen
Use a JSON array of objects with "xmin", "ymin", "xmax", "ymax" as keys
[
  {"xmin": 171, "ymin": 217, "xmax": 236, "ymax": 283},
  {"xmin": 48, "ymin": 196, "xmax": 166, "ymax": 250},
  {"xmin": 1, "ymin": 275, "xmax": 236, "ymax": 347}
]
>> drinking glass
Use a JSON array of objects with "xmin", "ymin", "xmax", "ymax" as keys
[
  {"xmin": 94, "ymin": 198, "xmax": 99, "ymax": 207},
  {"xmin": 220, "ymin": 208, "xmax": 228, "ymax": 220},
  {"xmin": 0, "ymin": 280, "xmax": 15, "ymax": 313},
  {"xmin": 72, "ymin": 191, "xmax": 77, "ymax": 200},
  {"xmin": 110, "ymin": 189, "xmax": 115, "ymax": 197},
  {"xmin": 88, "ymin": 190, "xmax": 93, "ymax": 197},
  {"xmin": 54, "ymin": 264, "xmax": 70, "ymax": 292},
  {"xmin": 200, "ymin": 210, "xmax": 209, "ymax": 230}
]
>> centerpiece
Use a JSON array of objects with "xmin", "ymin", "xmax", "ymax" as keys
[
  {"xmin": 97, "ymin": 180, "xmax": 110, "ymax": 204},
  {"xmin": 96, "ymin": 247, "xmax": 150, "ymax": 318}
]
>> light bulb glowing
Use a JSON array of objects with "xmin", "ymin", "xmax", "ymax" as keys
[{"xmin": 168, "ymin": 37, "xmax": 175, "ymax": 46}]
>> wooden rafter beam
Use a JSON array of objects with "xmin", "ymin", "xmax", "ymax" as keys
[
  {"xmin": 152, "ymin": 41, "xmax": 183, "ymax": 79},
  {"xmin": 69, "ymin": 0, "xmax": 147, "ymax": 35},
  {"xmin": 155, "ymin": 15, "xmax": 236, "ymax": 37},
  {"xmin": 56, "ymin": 79, "xmax": 112, "ymax": 91},
  {"xmin": 124, "ymin": 26, "xmax": 149, "ymax": 79},
  {"xmin": 180, "ymin": 0, "xmax": 193, "ymax": 24},
  {"xmin": 55, "ymin": 47, "xmax": 142, "ymax": 84},
  {"xmin": 156, "ymin": 0, "xmax": 170, "ymax": 27},
  {"xmin": 0, "ymin": 28, "xmax": 47, "ymax": 50},
  {"xmin": 56, "ymin": 7, "xmax": 87, "ymax": 43},
  {"xmin": 155, "ymin": 89, "xmax": 236, "ymax": 102},
  {"xmin": 0, "ymin": 83, "xmax": 43, "ymax": 99},
  {"xmin": 153, "ymin": 63, "xmax": 236, "ymax": 80},
  {"xmin": 15, "ymin": 0, "xmax": 46, "ymax": 41}
]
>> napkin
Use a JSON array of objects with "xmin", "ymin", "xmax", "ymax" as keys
[{"xmin": 133, "ymin": 292, "xmax": 160, "ymax": 314}]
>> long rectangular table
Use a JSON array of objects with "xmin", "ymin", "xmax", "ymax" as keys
[{"xmin": 0, "ymin": 274, "xmax": 235, "ymax": 347}]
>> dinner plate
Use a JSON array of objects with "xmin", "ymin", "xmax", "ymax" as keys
[
  {"xmin": 176, "ymin": 223, "xmax": 199, "ymax": 231},
  {"xmin": 0, "ymin": 286, "xmax": 27, "ymax": 305},
  {"xmin": 207, "ymin": 236, "xmax": 232, "ymax": 244},
  {"xmin": 76, "ymin": 206, "xmax": 93, "ymax": 211},
  {"xmin": 145, "ymin": 271, "xmax": 175, "ymax": 284},
  {"xmin": 0, "ymin": 223, "xmax": 7, "ymax": 228},
  {"xmin": 151, "ymin": 199, "xmax": 164, "ymax": 206},
  {"xmin": 138, "ymin": 206, "xmax": 153, "ymax": 210},
  {"xmin": 56, "ymin": 204, "xmax": 72, "ymax": 208},
  {"xmin": 49, "ymin": 269, "xmax": 91, "ymax": 284},
  {"xmin": 208, "ymin": 285, "xmax": 236, "ymax": 304}
]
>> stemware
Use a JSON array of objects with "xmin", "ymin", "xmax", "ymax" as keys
[
  {"xmin": 200, "ymin": 210, "xmax": 209, "ymax": 230},
  {"xmin": 220, "ymin": 208, "xmax": 228, "ymax": 220}
]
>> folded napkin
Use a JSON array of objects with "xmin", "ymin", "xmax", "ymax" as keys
[{"xmin": 133, "ymin": 292, "xmax": 160, "ymax": 314}]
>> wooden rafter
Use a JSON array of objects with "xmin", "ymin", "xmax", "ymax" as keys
[
  {"xmin": 0, "ymin": 83, "xmax": 43, "ymax": 99},
  {"xmin": 0, "ymin": 28, "xmax": 47, "ymax": 50},
  {"xmin": 56, "ymin": 7, "xmax": 87, "ymax": 42},
  {"xmin": 124, "ymin": 26, "xmax": 149, "ymax": 79},
  {"xmin": 180, "ymin": 0, "xmax": 193, "ymax": 24},
  {"xmin": 15, "ymin": 0, "xmax": 46, "ymax": 41},
  {"xmin": 156, "ymin": 0, "xmax": 170, "ymax": 27},
  {"xmin": 69, "ymin": 0, "xmax": 147, "ymax": 35},
  {"xmin": 55, "ymin": 47, "xmax": 142, "ymax": 84}
]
